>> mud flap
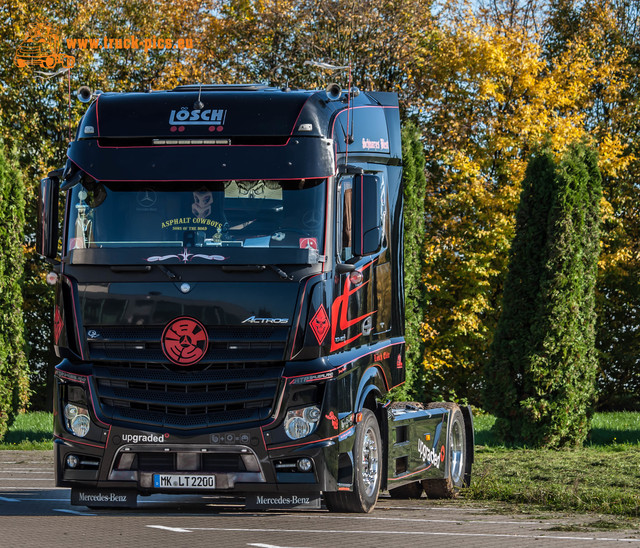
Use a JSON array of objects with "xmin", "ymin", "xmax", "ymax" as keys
[{"xmin": 460, "ymin": 404, "xmax": 475, "ymax": 487}]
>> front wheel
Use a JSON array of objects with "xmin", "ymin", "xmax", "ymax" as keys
[{"xmin": 324, "ymin": 408, "xmax": 381, "ymax": 513}]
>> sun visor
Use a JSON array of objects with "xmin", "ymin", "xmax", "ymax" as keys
[
  {"xmin": 85, "ymin": 91, "xmax": 311, "ymax": 139},
  {"xmin": 67, "ymin": 137, "xmax": 335, "ymax": 182}
]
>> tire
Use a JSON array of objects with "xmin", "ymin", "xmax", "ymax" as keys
[
  {"xmin": 389, "ymin": 481, "xmax": 423, "ymax": 499},
  {"xmin": 324, "ymin": 408, "xmax": 381, "ymax": 513},
  {"xmin": 422, "ymin": 402, "xmax": 467, "ymax": 499}
]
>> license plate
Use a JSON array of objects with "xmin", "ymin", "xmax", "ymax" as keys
[{"xmin": 153, "ymin": 474, "xmax": 216, "ymax": 489}]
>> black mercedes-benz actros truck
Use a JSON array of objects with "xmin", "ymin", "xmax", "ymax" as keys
[{"xmin": 37, "ymin": 84, "xmax": 473, "ymax": 512}]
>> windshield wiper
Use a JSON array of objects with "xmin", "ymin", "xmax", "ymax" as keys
[
  {"xmin": 222, "ymin": 264, "xmax": 292, "ymax": 280},
  {"xmin": 266, "ymin": 264, "xmax": 292, "ymax": 280},
  {"xmin": 157, "ymin": 264, "xmax": 180, "ymax": 281},
  {"xmin": 110, "ymin": 264, "xmax": 181, "ymax": 281}
]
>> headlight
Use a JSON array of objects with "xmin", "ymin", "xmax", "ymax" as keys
[
  {"xmin": 64, "ymin": 404, "xmax": 78, "ymax": 420},
  {"xmin": 64, "ymin": 404, "xmax": 90, "ymax": 438},
  {"xmin": 284, "ymin": 406, "xmax": 321, "ymax": 440}
]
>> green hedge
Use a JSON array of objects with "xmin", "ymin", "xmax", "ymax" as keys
[
  {"xmin": 485, "ymin": 143, "xmax": 602, "ymax": 447},
  {"xmin": 0, "ymin": 144, "xmax": 29, "ymax": 440},
  {"xmin": 400, "ymin": 122, "xmax": 428, "ymax": 400}
]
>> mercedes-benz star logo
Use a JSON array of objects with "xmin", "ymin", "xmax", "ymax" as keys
[
  {"xmin": 302, "ymin": 209, "xmax": 322, "ymax": 229},
  {"xmin": 137, "ymin": 189, "xmax": 157, "ymax": 208}
]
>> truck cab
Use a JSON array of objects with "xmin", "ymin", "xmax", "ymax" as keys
[{"xmin": 39, "ymin": 84, "xmax": 470, "ymax": 512}]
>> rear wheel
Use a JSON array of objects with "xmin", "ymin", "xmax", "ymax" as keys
[
  {"xmin": 422, "ymin": 402, "xmax": 467, "ymax": 499},
  {"xmin": 324, "ymin": 408, "xmax": 381, "ymax": 513}
]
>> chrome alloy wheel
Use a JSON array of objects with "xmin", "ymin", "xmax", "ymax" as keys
[{"xmin": 361, "ymin": 426, "xmax": 380, "ymax": 497}]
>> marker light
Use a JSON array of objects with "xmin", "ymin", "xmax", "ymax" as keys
[
  {"xmin": 46, "ymin": 271, "xmax": 58, "ymax": 285},
  {"xmin": 152, "ymin": 138, "xmax": 230, "ymax": 145},
  {"xmin": 349, "ymin": 270, "xmax": 363, "ymax": 285}
]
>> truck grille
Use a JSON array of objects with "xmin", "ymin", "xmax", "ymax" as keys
[
  {"xmin": 86, "ymin": 325, "xmax": 288, "ymax": 364},
  {"xmin": 88, "ymin": 326, "xmax": 287, "ymax": 431},
  {"xmin": 93, "ymin": 362, "xmax": 283, "ymax": 431}
]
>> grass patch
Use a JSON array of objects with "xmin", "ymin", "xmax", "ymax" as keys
[
  {"xmin": 589, "ymin": 412, "xmax": 640, "ymax": 446},
  {"xmin": 0, "ymin": 412, "xmax": 53, "ymax": 450},
  {"xmin": 467, "ymin": 411, "xmax": 640, "ymax": 519},
  {"xmin": 473, "ymin": 411, "xmax": 640, "ymax": 447},
  {"xmin": 465, "ymin": 445, "xmax": 640, "ymax": 517},
  {"xmin": 547, "ymin": 519, "xmax": 630, "ymax": 532}
]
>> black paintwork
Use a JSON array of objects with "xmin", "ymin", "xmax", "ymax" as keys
[{"xmin": 47, "ymin": 85, "xmax": 415, "ymax": 502}]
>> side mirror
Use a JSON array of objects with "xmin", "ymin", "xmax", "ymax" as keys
[
  {"xmin": 353, "ymin": 174, "xmax": 383, "ymax": 256},
  {"xmin": 37, "ymin": 176, "xmax": 59, "ymax": 260}
]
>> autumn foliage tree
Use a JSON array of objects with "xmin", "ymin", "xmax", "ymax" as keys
[
  {"xmin": 1, "ymin": 0, "xmax": 639, "ymax": 417},
  {"xmin": 485, "ymin": 144, "xmax": 602, "ymax": 447},
  {"xmin": 415, "ymin": 4, "xmax": 630, "ymax": 404}
]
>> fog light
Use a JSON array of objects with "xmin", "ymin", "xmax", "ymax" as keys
[
  {"xmin": 66, "ymin": 454, "xmax": 80, "ymax": 469},
  {"xmin": 70, "ymin": 413, "xmax": 90, "ymax": 438},
  {"xmin": 283, "ymin": 406, "xmax": 321, "ymax": 440},
  {"xmin": 297, "ymin": 457, "xmax": 313, "ymax": 472}
]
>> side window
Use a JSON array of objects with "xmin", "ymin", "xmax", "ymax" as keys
[{"xmin": 338, "ymin": 177, "xmax": 353, "ymax": 262}]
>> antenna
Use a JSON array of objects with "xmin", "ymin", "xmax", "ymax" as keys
[
  {"xmin": 304, "ymin": 60, "xmax": 350, "ymax": 71},
  {"xmin": 194, "ymin": 83, "xmax": 204, "ymax": 110}
]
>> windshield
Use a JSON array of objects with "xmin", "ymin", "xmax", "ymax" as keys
[{"xmin": 66, "ymin": 179, "xmax": 326, "ymax": 258}]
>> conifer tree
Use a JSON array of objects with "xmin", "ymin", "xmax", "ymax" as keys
[
  {"xmin": 0, "ymin": 145, "xmax": 29, "ymax": 440},
  {"xmin": 401, "ymin": 123, "xmax": 428, "ymax": 399},
  {"xmin": 484, "ymin": 143, "xmax": 601, "ymax": 447}
]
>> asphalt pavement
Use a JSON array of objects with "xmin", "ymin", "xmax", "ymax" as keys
[{"xmin": 1, "ymin": 450, "xmax": 638, "ymax": 547}]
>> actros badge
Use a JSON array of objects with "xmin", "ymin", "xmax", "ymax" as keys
[{"xmin": 161, "ymin": 316, "xmax": 209, "ymax": 366}]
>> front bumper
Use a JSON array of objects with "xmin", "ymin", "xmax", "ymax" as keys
[
  {"xmin": 55, "ymin": 425, "xmax": 334, "ymax": 497},
  {"xmin": 54, "ymin": 354, "xmax": 359, "ymax": 505}
]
